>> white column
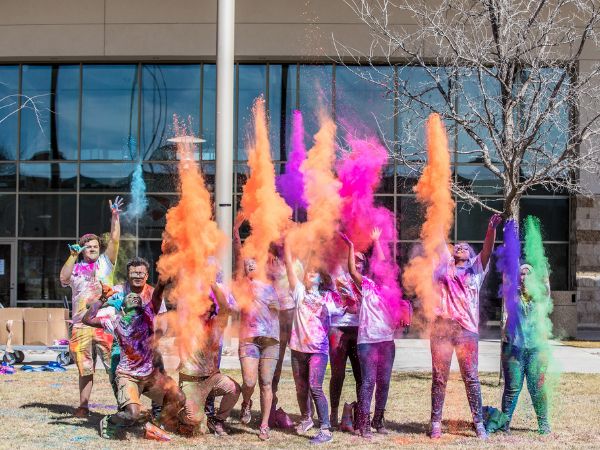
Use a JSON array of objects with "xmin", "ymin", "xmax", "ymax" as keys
[{"xmin": 215, "ymin": 0, "xmax": 235, "ymax": 283}]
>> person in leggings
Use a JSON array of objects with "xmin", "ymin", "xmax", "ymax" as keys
[
  {"xmin": 429, "ymin": 213, "xmax": 501, "ymax": 440},
  {"xmin": 283, "ymin": 239, "xmax": 345, "ymax": 445},
  {"xmin": 341, "ymin": 229, "xmax": 410, "ymax": 438}
]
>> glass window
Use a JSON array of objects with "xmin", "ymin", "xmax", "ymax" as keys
[
  {"xmin": 268, "ymin": 64, "xmax": 297, "ymax": 161},
  {"xmin": 143, "ymin": 162, "xmax": 178, "ymax": 192},
  {"xmin": 545, "ymin": 243, "xmax": 569, "ymax": 290},
  {"xmin": 456, "ymin": 199, "xmax": 504, "ymax": 241},
  {"xmin": 138, "ymin": 240, "xmax": 163, "ymax": 285},
  {"xmin": 237, "ymin": 65, "xmax": 267, "ymax": 161},
  {"xmin": 0, "ymin": 194, "xmax": 16, "ymax": 236},
  {"xmin": 18, "ymin": 194, "xmax": 76, "ymax": 237},
  {"xmin": 335, "ymin": 66, "xmax": 394, "ymax": 144},
  {"xmin": 397, "ymin": 196, "xmax": 424, "ymax": 241},
  {"xmin": 141, "ymin": 64, "xmax": 201, "ymax": 161},
  {"xmin": 81, "ymin": 65, "xmax": 139, "ymax": 160},
  {"xmin": 396, "ymin": 165, "xmax": 419, "ymax": 194},
  {"xmin": 18, "ymin": 240, "xmax": 72, "ymax": 301},
  {"xmin": 0, "ymin": 163, "xmax": 16, "ymax": 191},
  {"xmin": 19, "ymin": 162, "xmax": 77, "ymax": 191},
  {"xmin": 0, "ymin": 65, "xmax": 19, "ymax": 161},
  {"xmin": 139, "ymin": 194, "xmax": 178, "ymax": 238},
  {"xmin": 78, "ymin": 194, "xmax": 135, "ymax": 238},
  {"xmin": 456, "ymin": 165, "xmax": 503, "ymax": 196},
  {"xmin": 520, "ymin": 197, "xmax": 569, "ymax": 242},
  {"xmin": 20, "ymin": 65, "xmax": 79, "ymax": 160},
  {"xmin": 202, "ymin": 163, "xmax": 216, "ymax": 194},
  {"xmin": 299, "ymin": 65, "xmax": 333, "ymax": 139},
  {"xmin": 80, "ymin": 162, "xmax": 135, "ymax": 191},
  {"xmin": 376, "ymin": 164, "xmax": 395, "ymax": 194},
  {"xmin": 202, "ymin": 64, "xmax": 217, "ymax": 160}
]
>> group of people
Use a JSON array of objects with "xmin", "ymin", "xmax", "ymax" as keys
[{"xmin": 59, "ymin": 197, "xmax": 551, "ymax": 443}]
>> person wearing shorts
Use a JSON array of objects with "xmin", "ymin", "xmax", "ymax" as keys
[
  {"xmin": 59, "ymin": 196, "xmax": 123, "ymax": 418},
  {"xmin": 83, "ymin": 283, "xmax": 184, "ymax": 440},
  {"xmin": 236, "ymin": 257, "xmax": 280, "ymax": 441}
]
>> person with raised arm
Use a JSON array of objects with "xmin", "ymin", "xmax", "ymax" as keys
[
  {"xmin": 429, "ymin": 213, "xmax": 502, "ymax": 440},
  {"xmin": 59, "ymin": 196, "xmax": 123, "ymax": 418}
]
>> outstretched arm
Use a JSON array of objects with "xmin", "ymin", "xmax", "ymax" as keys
[
  {"xmin": 339, "ymin": 232, "xmax": 362, "ymax": 286},
  {"xmin": 371, "ymin": 227, "xmax": 385, "ymax": 262},
  {"xmin": 82, "ymin": 283, "xmax": 113, "ymax": 328},
  {"xmin": 480, "ymin": 213, "xmax": 502, "ymax": 269},
  {"xmin": 59, "ymin": 244, "xmax": 83, "ymax": 286},
  {"xmin": 106, "ymin": 196, "xmax": 124, "ymax": 265},
  {"xmin": 283, "ymin": 236, "xmax": 299, "ymax": 291},
  {"xmin": 151, "ymin": 279, "xmax": 167, "ymax": 314}
]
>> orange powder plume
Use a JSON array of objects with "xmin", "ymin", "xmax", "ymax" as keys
[
  {"xmin": 239, "ymin": 98, "xmax": 293, "ymax": 280},
  {"xmin": 402, "ymin": 114, "xmax": 455, "ymax": 323},
  {"xmin": 156, "ymin": 117, "xmax": 225, "ymax": 359},
  {"xmin": 288, "ymin": 111, "xmax": 342, "ymax": 270}
]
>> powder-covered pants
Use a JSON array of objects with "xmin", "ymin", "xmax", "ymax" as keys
[
  {"xmin": 329, "ymin": 326, "xmax": 362, "ymax": 411},
  {"xmin": 272, "ymin": 308, "xmax": 295, "ymax": 406},
  {"xmin": 357, "ymin": 340, "xmax": 395, "ymax": 416},
  {"xmin": 501, "ymin": 342, "xmax": 549, "ymax": 427},
  {"xmin": 291, "ymin": 350, "xmax": 330, "ymax": 428},
  {"xmin": 430, "ymin": 318, "xmax": 483, "ymax": 423}
]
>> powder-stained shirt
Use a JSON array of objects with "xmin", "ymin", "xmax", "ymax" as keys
[
  {"xmin": 64, "ymin": 253, "xmax": 114, "ymax": 328},
  {"xmin": 330, "ymin": 272, "xmax": 360, "ymax": 328},
  {"xmin": 289, "ymin": 282, "xmax": 344, "ymax": 354},
  {"xmin": 101, "ymin": 303, "xmax": 156, "ymax": 377},
  {"xmin": 436, "ymin": 253, "xmax": 488, "ymax": 334},
  {"xmin": 357, "ymin": 276, "xmax": 397, "ymax": 344},
  {"xmin": 502, "ymin": 287, "xmax": 551, "ymax": 349},
  {"xmin": 113, "ymin": 282, "xmax": 167, "ymax": 314},
  {"xmin": 239, "ymin": 280, "xmax": 280, "ymax": 341},
  {"xmin": 268, "ymin": 258, "xmax": 303, "ymax": 311}
]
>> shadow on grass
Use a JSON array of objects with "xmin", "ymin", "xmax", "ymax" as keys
[{"xmin": 21, "ymin": 402, "xmax": 104, "ymax": 431}]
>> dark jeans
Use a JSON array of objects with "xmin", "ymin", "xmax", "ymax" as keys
[
  {"xmin": 357, "ymin": 340, "xmax": 395, "ymax": 416},
  {"xmin": 501, "ymin": 342, "xmax": 549, "ymax": 427},
  {"xmin": 328, "ymin": 326, "xmax": 361, "ymax": 410},
  {"xmin": 272, "ymin": 308, "xmax": 295, "ymax": 406},
  {"xmin": 430, "ymin": 318, "xmax": 483, "ymax": 423},
  {"xmin": 291, "ymin": 350, "xmax": 330, "ymax": 428}
]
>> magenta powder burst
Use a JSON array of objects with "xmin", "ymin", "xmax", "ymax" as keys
[{"xmin": 276, "ymin": 110, "xmax": 307, "ymax": 210}]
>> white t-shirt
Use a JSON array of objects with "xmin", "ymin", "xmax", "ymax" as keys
[
  {"xmin": 357, "ymin": 276, "xmax": 397, "ymax": 344},
  {"xmin": 289, "ymin": 283, "xmax": 344, "ymax": 354}
]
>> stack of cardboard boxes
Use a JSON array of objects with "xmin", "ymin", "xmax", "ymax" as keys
[{"xmin": 0, "ymin": 308, "xmax": 69, "ymax": 346}]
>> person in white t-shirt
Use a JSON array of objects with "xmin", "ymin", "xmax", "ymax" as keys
[
  {"xmin": 59, "ymin": 196, "xmax": 123, "ymax": 418},
  {"xmin": 283, "ymin": 237, "xmax": 345, "ymax": 445},
  {"xmin": 340, "ymin": 230, "xmax": 410, "ymax": 438}
]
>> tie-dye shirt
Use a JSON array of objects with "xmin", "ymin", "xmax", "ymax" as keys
[
  {"xmin": 289, "ymin": 283, "xmax": 345, "ymax": 354},
  {"xmin": 239, "ymin": 280, "xmax": 280, "ymax": 341},
  {"xmin": 436, "ymin": 254, "xmax": 488, "ymax": 334},
  {"xmin": 64, "ymin": 253, "xmax": 114, "ymax": 328},
  {"xmin": 357, "ymin": 276, "xmax": 397, "ymax": 344},
  {"xmin": 330, "ymin": 272, "xmax": 360, "ymax": 327},
  {"xmin": 101, "ymin": 303, "xmax": 156, "ymax": 377},
  {"xmin": 268, "ymin": 258, "xmax": 303, "ymax": 311}
]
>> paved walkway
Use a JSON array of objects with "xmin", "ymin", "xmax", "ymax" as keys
[{"xmin": 10, "ymin": 338, "xmax": 600, "ymax": 374}]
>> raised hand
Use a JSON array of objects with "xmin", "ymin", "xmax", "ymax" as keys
[
  {"xmin": 109, "ymin": 195, "xmax": 124, "ymax": 215},
  {"xmin": 68, "ymin": 243, "xmax": 84, "ymax": 257},
  {"xmin": 99, "ymin": 282, "xmax": 114, "ymax": 303},
  {"xmin": 370, "ymin": 227, "xmax": 382, "ymax": 242},
  {"xmin": 489, "ymin": 213, "xmax": 502, "ymax": 230},
  {"xmin": 338, "ymin": 231, "xmax": 352, "ymax": 247}
]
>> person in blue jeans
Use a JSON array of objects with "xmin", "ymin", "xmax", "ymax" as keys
[
  {"xmin": 501, "ymin": 264, "xmax": 551, "ymax": 434},
  {"xmin": 283, "ymin": 237, "xmax": 345, "ymax": 445}
]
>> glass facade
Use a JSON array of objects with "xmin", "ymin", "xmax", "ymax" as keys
[{"xmin": 0, "ymin": 63, "xmax": 571, "ymax": 314}]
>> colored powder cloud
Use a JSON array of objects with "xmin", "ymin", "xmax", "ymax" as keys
[
  {"xmin": 239, "ymin": 97, "xmax": 293, "ymax": 281},
  {"xmin": 402, "ymin": 114, "xmax": 455, "ymax": 324},
  {"xmin": 496, "ymin": 219, "xmax": 521, "ymax": 339},
  {"xmin": 276, "ymin": 110, "xmax": 307, "ymax": 210},
  {"xmin": 156, "ymin": 117, "xmax": 225, "ymax": 358}
]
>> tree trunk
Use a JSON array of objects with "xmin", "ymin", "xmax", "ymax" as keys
[{"xmin": 503, "ymin": 190, "xmax": 520, "ymax": 224}]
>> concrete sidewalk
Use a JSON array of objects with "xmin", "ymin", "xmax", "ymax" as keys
[{"xmin": 11, "ymin": 338, "xmax": 600, "ymax": 374}]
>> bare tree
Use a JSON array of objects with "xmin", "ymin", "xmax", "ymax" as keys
[{"xmin": 334, "ymin": 0, "xmax": 600, "ymax": 220}]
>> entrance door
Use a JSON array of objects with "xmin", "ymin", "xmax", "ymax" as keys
[{"xmin": 0, "ymin": 242, "xmax": 16, "ymax": 307}]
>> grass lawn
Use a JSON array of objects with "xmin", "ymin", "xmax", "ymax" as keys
[{"xmin": 1, "ymin": 369, "xmax": 598, "ymax": 449}]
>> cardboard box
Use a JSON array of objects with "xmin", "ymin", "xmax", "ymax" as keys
[
  {"xmin": 47, "ymin": 320, "xmax": 69, "ymax": 343},
  {"xmin": 0, "ymin": 308, "xmax": 25, "ymax": 346},
  {"xmin": 23, "ymin": 308, "xmax": 49, "ymax": 322},
  {"xmin": 24, "ymin": 320, "xmax": 48, "ymax": 345}
]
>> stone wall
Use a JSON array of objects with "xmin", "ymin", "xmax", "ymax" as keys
[{"xmin": 575, "ymin": 195, "xmax": 600, "ymax": 326}]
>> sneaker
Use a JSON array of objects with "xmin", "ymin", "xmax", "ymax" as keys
[
  {"xmin": 296, "ymin": 417, "xmax": 315, "ymax": 435},
  {"xmin": 208, "ymin": 417, "xmax": 228, "ymax": 437},
  {"xmin": 99, "ymin": 415, "xmax": 117, "ymax": 439},
  {"xmin": 430, "ymin": 421, "xmax": 442, "ymax": 439},
  {"xmin": 240, "ymin": 400, "xmax": 252, "ymax": 425},
  {"xmin": 310, "ymin": 428, "xmax": 333, "ymax": 445},
  {"xmin": 258, "ymin": 425, "xmax": 271, "ymax": 441},
  {"xmin": 74, "ymin": 406, "xmax": 90, "ymax": 418},
  {"xmin": 475, "ymin": 422, "xmax": 488, "ymax": 440},
  {"xmin": 371, "ymin": 410, "xmax": 389, "ymax": 434},
  {"xmin": 144, "ymin": 422, "xmax": 172, "ymax": 441}
]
